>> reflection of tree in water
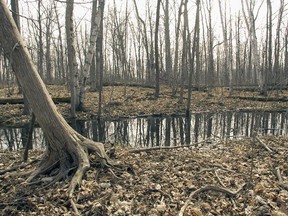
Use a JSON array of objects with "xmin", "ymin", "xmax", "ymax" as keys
[
  {"xmin": 1, "ymin": 111, "xmax": 288, "ymax": 150},
  {"xmin": 4, "ymin": 128, "xmax": 21, "ymax": 150},
  {"xmin": 165, "ymin": 117, "xmax": 171, "ymax": 146}
]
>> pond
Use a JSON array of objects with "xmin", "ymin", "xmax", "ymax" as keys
[{"xmin": 0, "ymin": 110, "xmax": 287, "ymax": 150}]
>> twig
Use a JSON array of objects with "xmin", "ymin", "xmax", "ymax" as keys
[
  {"xmin": 214, "ymin": 170, "xmax": 226, "ymax": 187},
  {"xmin": 128, "ymin": 140, "xmax": 209, "ymax": 153},
  {"xmin": 70, "ymin": 198, "xmax": 79, "ymax": 215},
  {"xmin": 0, "ymin": 160, "xmax": 38, "ymax": 175},
  {"xmin": 255, "ymin": 136, "xmax": 273, "ymax": 152},
  {"xmin": 179, "ymin": 184, "xmax": 247, "ymax": 216},
  {"xmin": 275, "ymin": 167, "xmax": 288, "ymax": 191},
  {"xmin": 208, "ymin": 163, "xmax": 235, "ymax": 173}
]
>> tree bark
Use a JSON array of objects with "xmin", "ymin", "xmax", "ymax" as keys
[
  {"xmin": 11, "ymin": 0, "xmax": 30, "ymax": 115},
  {"xmin": 172, "ymin": 0, "xmax": 184, "ymax": 95},
  {"xmin": 78, "ymin": 0, "xmax": 104, "ymax": 111},
  {"xmin": 66, "ymin": 0, "xmax": 79, "ymax": 117},
  {"xmin": 0, "ymin": 0, "xmax": 109, "ymax": 198},
  {"xmin": 164, "ymin": 0, "xmax": 173, "ymax": 93},
  {"xmin": 186, "ymin": 0, "xmax": 200, "ymax": 116},
  {"xmin": 154, "ymin": 0, "xmax": 161, "ymax": 98}
]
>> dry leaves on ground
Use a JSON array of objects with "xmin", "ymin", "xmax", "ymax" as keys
[{"xmin": 0, "ymin": 135, "xmax": 288, "ymax": 215}]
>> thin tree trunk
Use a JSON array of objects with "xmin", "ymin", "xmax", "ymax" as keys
[
  {"xmin": 78, "ymin": 0, "xmax": 104, "ymax": 111},
  {"xmin": 186, "ymin": 0, "xmax": 200, "ymax": 116},
  {"xmin": 37, "ymin": 0, "xmax": 44, "ymax": 79},
  {"xmin": 154, "ymin": 0, "xmax": 161, "ymax": 98},
  {"xmin": 53, "ymin": 1, "xmax": 66, "ymax": 83},
  {"xmin": 133, "ymin": 0, "xmax": 151, "ymax": 84},
  {"xmin": 172, "ymin": 0, "xmax": 184, "ymax": 95},
  {"xmin": 164, "ymin": 0, "xmax": 173, "ymax": 93},
  {"xmin": 97, "ymin": 0, "xmax": 105, "ymax": 118},
  {"xmin": 273, "ymin": 0, "xmax": 284, "ymax": 90},
  {"xmin": 66, "ymin": 0, "xmax": 79, "ymax": 117},
  {"xmin": 179, "ymin": 0, "xmax": 188, "ymax": 104}
]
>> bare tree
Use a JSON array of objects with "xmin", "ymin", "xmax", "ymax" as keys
[
  {"xmin": 218, "ymin": 0, "xmax": 233, "ymax": 94},
  {"xmin": 206, "ymin": 0, "xmax": 215, "ymax": 89},
  {"xmin": 66, "ymin": 0, "xmax": 79, "ymax": 117},
  {"xmin": 96, "ymin": 0, "xmax": 105, "ymax": 118},
  {"xmin": 44, "ymin": 5, "xmax": 54, "ymax": 84},
  {"xmin": 285, "ymin": 24, "xmax": 288, "ymax": 83},
  {"xmin": 133, "ymin": 0, "xmax": 152, "ymax": 84},
  {"xmin": 172, "ymin": 0, "xmax": 184, "ymax": 95},
  {"xmin": 164, "ymin": 0, "xmax": 173, "ymax": 92},
  {"xmin": 0, "ymin": 0, "xmax": 110, "ymax": 207},
  {"xmin": 187, "ymin": 0, "xmax": 200, "ymax": 116},
  {"xmin": 273, "ymin": 0, "xmax": 285, "ymax": 89},
  {"xmin": 241, "ymin": 0, "xmax": 265, "ymax": 95},
  {"xmin": 154, "ymin": 0, "xmax": 161, "ymax": 98},
  {"xmin": 179, "ymin": 0, "xmax": 189, "ymax": 104},
  {"xmin": 264, "ymin": 0, "xmax": 272, "ymax": 93},
  {"xmin": 37, "ymin": 0, "xmax": 44, "ymax": 79},
  {"xmin": 53, "ymin": 1, "xmax": 66, "ymax": 83},
  {"xmin": 78, "ymin": 0, "xmax": 105, "ymax": 111}
]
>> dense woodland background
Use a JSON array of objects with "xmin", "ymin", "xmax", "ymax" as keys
[
  {"xmin": 1, "ymin": 1, "xmax": 288, "ymax": 215},
  {"xmin": 1, "ymin": 0, "xmax": 288, "ymax": 112}
]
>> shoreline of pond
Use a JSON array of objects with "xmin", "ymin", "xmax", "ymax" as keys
[{"xmin": 0, "ymin": 85, "xmax": 288, "ymax": 127}]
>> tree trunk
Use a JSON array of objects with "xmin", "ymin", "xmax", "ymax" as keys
[
  {"xmin": 37, "ymin": 0, "xmax": 44, "ymax": 79},
  {"xmin": 164, "ymin": 0, "xmax": 173, "ymax": 93},
  {"xmin": 96, "ymin": 0, "xmax": 105, "ymax": 118},
  {"xmin": 172, "ymin": 0, "xmax": 184, "ymax": 95},
  {"xmin": 11, "ymin": 0, "xmax": 31, "ymax": 115},
  {"xmin": 78, "ymin": 0, "xmax": 104, "ymax": 111},
  {"xmin": 242, "ymin": 0, "xmax": 265, "ymax": 95},
  {"xmin": 273, "ymin": 0, "xmax": 284, "ymax": 89},
  {"xmin": 154, "ymin": 0, "xmax": 161, "ymax": 98},
  {"xmin": 0, "ymin": 0, "xmax": 109, "ymax": 199},
  {"xmin": 53, "ymin": 1, "xmax": 66, "ymax": 83},
  {"xmin": 133, "ymin": 0, "xmax": 151, "ymax": 85},
  {"xmin": 66, "ymin": 0, "xmax": 79, "ymax": 117},
  {"xmin": 179, "ymin": 0, "xmax": 189, "ymax": 104},
  {"xmin": 186, "ymin": 0, "xmax": 200, "ymax": 116}
]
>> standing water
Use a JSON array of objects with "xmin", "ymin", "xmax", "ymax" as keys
[{"xmin": 0, "ymin": 110, "xmax": 287, "ymax": 150}]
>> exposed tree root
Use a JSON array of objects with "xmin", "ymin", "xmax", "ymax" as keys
[
  {"xmin": 270, "ymin": 165, "xmax": 288, "ymax": 191},
  {"xmin": 70, "ymin": 198, "xmax": 79, "ymax": 215},
  {"xmin": 179, "ymin": 183, "xmax": 249, "ymax": 216},
  {"xmin": 20, "ymin": 134, "xmax": 114, "ymax": 214},
  {"xmin": 255, "ymin": 136, "xmax": 274, "ymax": 152},
  {"xmin": 0, "ymin": 159, "xmax": 39, "ymax": 175}
]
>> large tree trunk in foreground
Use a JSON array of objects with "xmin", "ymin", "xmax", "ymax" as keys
[{"xmin": 0, "ymin": 0, "xmax": 109, "ymax": 198}]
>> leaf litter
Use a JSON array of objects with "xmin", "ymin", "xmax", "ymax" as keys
[
  {"xmin": 0, "ymin": 135, "xmax": 288, "ymax": 215},
  {"xmin": 0, "ymin": 85, "xmax": 288, "ymax": 215}
]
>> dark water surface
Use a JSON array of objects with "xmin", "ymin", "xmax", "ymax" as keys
[{"xmin": 1, "ymin": 110, "xmax": 287, "ymax": 150}]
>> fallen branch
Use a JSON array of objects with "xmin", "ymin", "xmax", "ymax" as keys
[
  {"xmin": 179, "ymin": 183, "xmax": 247, "ymax": 216},
  {"xmin": 214, "ymin": 170, "xmax": 226, "ymax": 187},
  {"xmin": 229, "ymin": 96, "xmax": 288, "ymax": 102},
  {"xmin": 0, "ymin": 159, "xmax": 39, "ymax": 175},
  {"xmin": 129, "ymin": 140, "xmax": 211, "ymax": 153},
  {"xmin": 275, "ymin": 167, "xmax": 288, "ymax": 191},
  {"xmin": 255, "ymin": 137, "xmax": 273, "ymax": 152},
  {"xmin": 0, "ymin": 97, "xmax": 70, "ymax": 104},
  {"xmin": 208, "ymin": 163, "xmax": 235, "ymax": 173}
]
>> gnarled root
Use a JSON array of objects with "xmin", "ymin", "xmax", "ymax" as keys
[{"xmin": 24, "ymin": 137, "xmax": 112, "ymax": 202}]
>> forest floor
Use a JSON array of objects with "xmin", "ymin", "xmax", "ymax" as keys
[
  {"xmin": 0, "ymin": 84, "xmax": 288, "ymax": 215},
  {"xmin": 0, "ymin": 84, "xmax": 288, "ymax": 126},
  {"xmin": 0, "ymin": 136, "xmax": 288, "ymax": 215}
]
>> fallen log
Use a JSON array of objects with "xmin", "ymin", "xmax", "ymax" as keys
[
  {"xmin": 229, "ymin": 96, "xmax": 288, "ymax": 102},
  {"xmin": 0, "ymin": 97, "xmax": 71, "ymax": 104}
]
